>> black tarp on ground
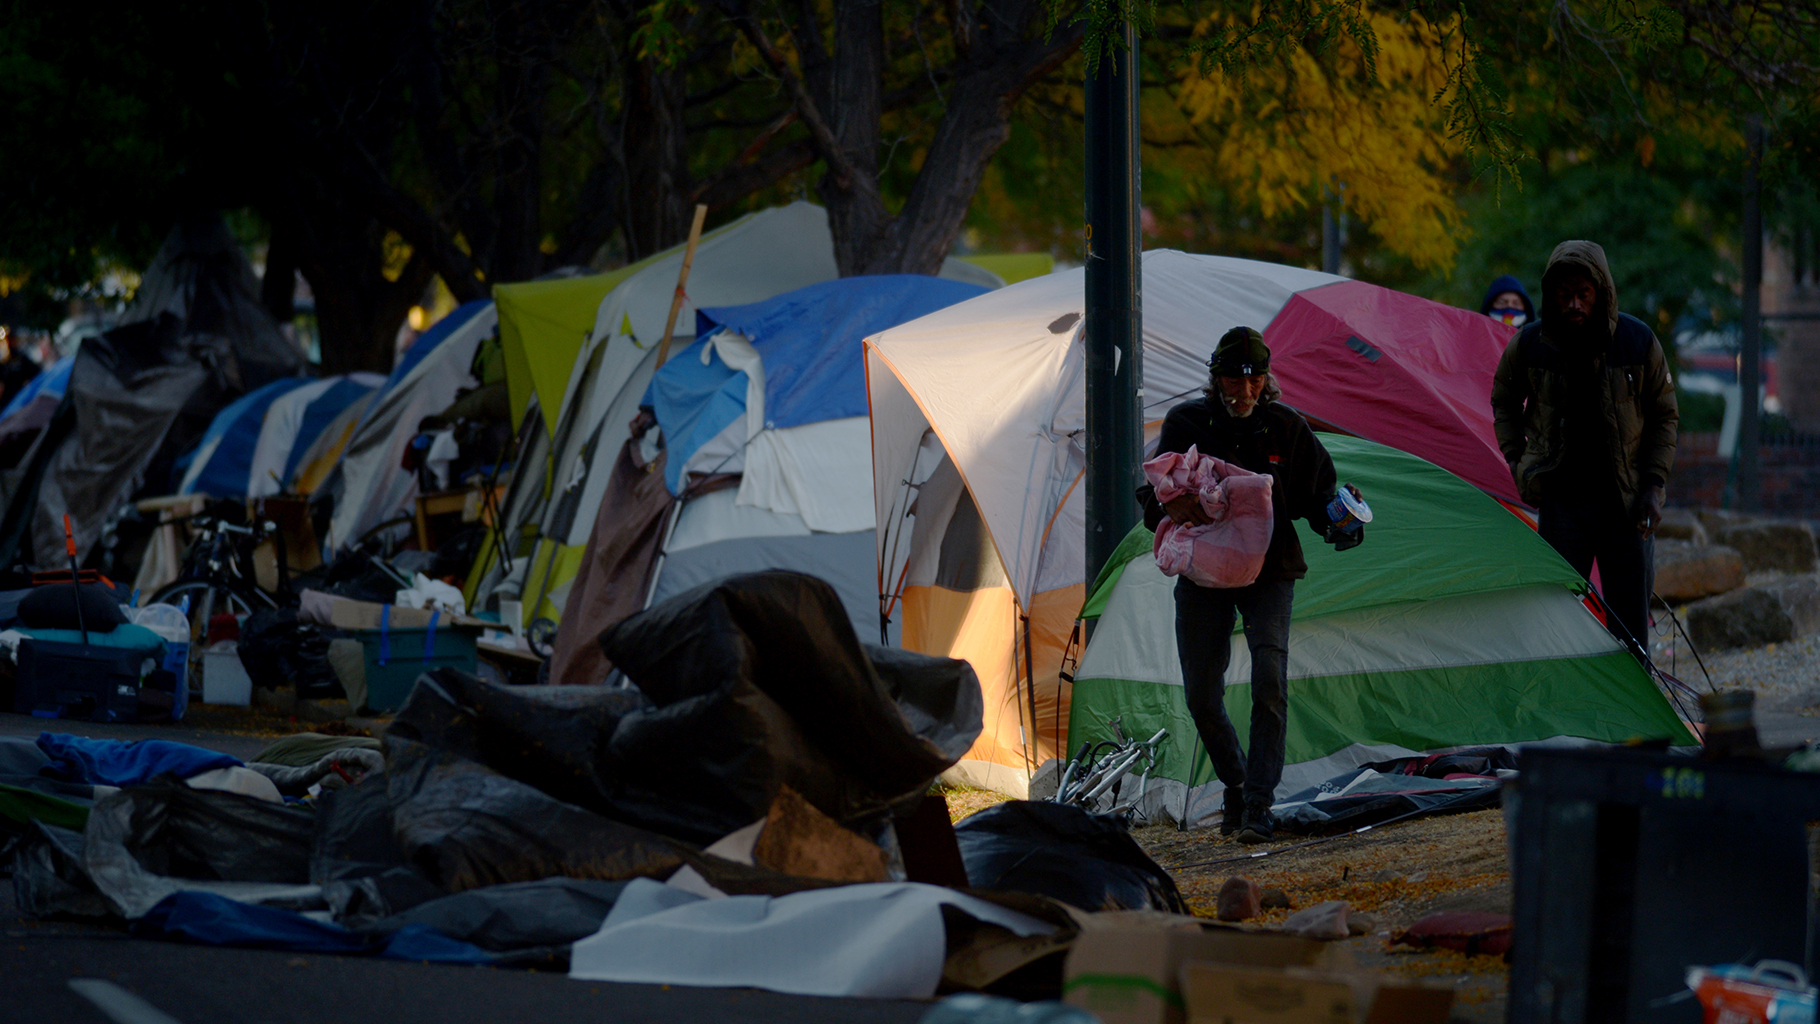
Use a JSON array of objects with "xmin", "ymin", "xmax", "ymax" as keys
[
  {"xmin": 952, "ymin": 801, "xmax": 1188, "ymax": 914},
  {"xmin": 1272, "ymin": 747, "xmax": 1519, "ymax": 835}
]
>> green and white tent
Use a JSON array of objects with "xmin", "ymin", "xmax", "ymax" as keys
[{"xmin": 1069, "ymin": 433, "xmax": 1689, "ymax": 827}]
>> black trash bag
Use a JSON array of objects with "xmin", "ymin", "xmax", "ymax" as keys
[
  {"xmin": 237, "ymin": 607, "xmax": 348, "ymax": 700},
  {"xmin": 383, "ymin": 735, "xmax": 692, "ymax": 893},
  {"xmin": 361, "ymin": 877, "xmax": 629, "ymax": 952},
  {"xmin": 953, "ymin": 801, "xmax": 1188, "ymax": 914},
  {"xmin": 585, "ymin": 570, "xmax": 981, "ymax": 841},
  {"xmin": 289, "ymin": 549, "xmax": 405, "ymax": 605},
  {"xmin": 310, "ymin": 776, "xmax": 413, "ymax": 883},
  {"xmin": 120, "ymin": 776, "xmax": 316, "ymax": 883},
  {"xmin": 9, "ymin": 820, "xmax": 112, "ymax": 917}
]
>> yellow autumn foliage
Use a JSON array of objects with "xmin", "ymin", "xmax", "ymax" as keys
[{"xmin": 1168, "ymin": 8, "xmax": 1471, "ymax": 271}]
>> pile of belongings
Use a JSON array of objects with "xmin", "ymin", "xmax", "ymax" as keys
[
  {"xmin": 0, "ymin": 582, "xmax": 175, "ymax": 723},
  {"xmin": 3, "ymin": 571, "xmax": 1186, "ymax": 998}
]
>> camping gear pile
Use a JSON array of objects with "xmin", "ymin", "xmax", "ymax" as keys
[{"xmin": 2, "ymin": 571, "xmax": 1196, "ymax": 1000}]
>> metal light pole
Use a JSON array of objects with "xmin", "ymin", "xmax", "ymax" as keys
[
  {"xmin": 1083, "ymin": 23, "xmax": 1143, "ymax": 585},
  {"xmin": 1321, "ymin": 184, "xmax": 1342, "ymax": 275},
  {"xmin": 1739, "ymin": 116, "xmax": 1764, "ymax": 512}
]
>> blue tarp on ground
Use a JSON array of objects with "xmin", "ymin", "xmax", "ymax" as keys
[
  {"xmin": 134, "ymin": 891, "xmax": 495, "ymax": 963},
  {"xmin": 177, "ymin": 377, "xmax": 312, "ymax": 496},
  {"xmin": 36, "ymin": 733, "xmax": 240, "ymax": 786},
  {"xmin": 644, "ymin": 275, "xmax": 987, "ymax": 494},
  {"xmin": 0, "ymin": 355, "xmax": 72, "ymax": 421}
]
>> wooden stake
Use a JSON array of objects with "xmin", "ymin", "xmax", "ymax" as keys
[{"xmin": 654, "ymin": 204, "xmax": 709, "ymax": 370}]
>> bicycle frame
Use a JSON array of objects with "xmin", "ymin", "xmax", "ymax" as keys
[{"xmin": 1052, "ymin": 716, "xmax": 1169, "ymax": 821}]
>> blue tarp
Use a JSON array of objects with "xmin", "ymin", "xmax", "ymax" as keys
[
  {"xmin": 0, "ymin": 355, "xmax": 73, "ymax": 421},
  {"xmin": 643, "ymin": 276, "xmax": 985, "ymax": 494},
  {"xmin": 37, "ymin": 733, "xmax": 240, "ymax": 786},
  {"xmin": 135, "ymin": 892, "xmax": 494, "ymax": 963},
  {"xmin": 177, "ymin": 377, "xmax": 311, "ymax": 496},
  {"xmin": 282, "ymin": 375, "xmax": 380, "ymax": 483}
]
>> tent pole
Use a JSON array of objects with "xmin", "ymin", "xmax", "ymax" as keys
[
  {"xmin": 654, "ymin": 205, "xmax": 709, "ymax": 371},
  {"xmin": 1022, "ymin": 612, "xmax": 1038, "ymax": 779},
  {"xmin": 1083, "ymin": 22, "xmax": 1143, "ymax": 587}
]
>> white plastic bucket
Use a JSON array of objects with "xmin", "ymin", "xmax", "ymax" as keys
[
  {"xmin": 202, "ymin": 641, "xmax": 251, "ymax": 706},
  {"xmin": 132, "ymin": 603, "xmax": 192, "ymax": 721}
]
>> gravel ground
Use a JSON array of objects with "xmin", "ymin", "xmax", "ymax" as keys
[{"xmin": 941, "ymin": 789, "xmax": 1508, "ymax": 1023}]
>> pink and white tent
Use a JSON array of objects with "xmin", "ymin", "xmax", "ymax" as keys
[{"xmin": 863, "ymin": 250, "xmax": 1517, "ymax": 795}]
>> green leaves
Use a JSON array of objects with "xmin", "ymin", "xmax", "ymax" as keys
[{"xmin": 632, "ymin": 0, "xmax": 699, "ymax": 68}]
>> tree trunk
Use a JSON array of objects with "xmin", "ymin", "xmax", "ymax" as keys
[
  {"xmin": 261, "ymin": 221, "xmax": 298, "ymax": 324},
  {"xmin": 623, "ymin": 55, "xmax": 693, "ymax": 259},
  {"xmin": 282, "ymin": 174, "xmax": 437, "ymax": 375},
  {"xmin": 489, "ymin": 0, "xmax": 551, "ymax": 283}
]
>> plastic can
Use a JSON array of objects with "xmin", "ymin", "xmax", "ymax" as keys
[{"xmin": 1325, "ymin": 486, "xmax": 1373, "ymax": 534}]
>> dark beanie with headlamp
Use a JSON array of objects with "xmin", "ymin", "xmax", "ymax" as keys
[{"xmin": 1210, "ymin": 326, "xmax": 1270, "ymax": 376}]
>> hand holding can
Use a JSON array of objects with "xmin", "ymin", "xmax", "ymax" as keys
[{"xmin": 1326, "ymin": 485, "xmax": 1372, "ymax": 535}]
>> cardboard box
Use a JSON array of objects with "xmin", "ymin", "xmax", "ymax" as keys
[
  {"xmin": 301, "ymin": 590, "xmax": 487, "ymax": 631},
  {"xmin": 1064, "ymin": 913, "xmax": 1345, "ymax": 1024},
  {"xmin": 1180, "ymin": 963, "xmax": 1453, "ymax": 1024},
  {"xmin": 1064, "ymin": 911, "xmax": 1449, "ymax": 1024}
]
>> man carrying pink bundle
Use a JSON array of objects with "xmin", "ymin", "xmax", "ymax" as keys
[{"xmin": 1136, "ymin": 327, "xmax": 1364, "ymax": 844}]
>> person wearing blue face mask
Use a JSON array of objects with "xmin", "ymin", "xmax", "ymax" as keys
[{"xmin": 1480, "ymin": 274, "xmax": 1535, "ymax": 328}]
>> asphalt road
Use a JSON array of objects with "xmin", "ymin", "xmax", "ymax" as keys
[{"xmin": 0, "ymin": 896, "xmax": 930, "ymax": 1024}]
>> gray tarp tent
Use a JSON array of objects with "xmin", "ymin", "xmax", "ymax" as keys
[{"xmin": 0, "ymin": 214, "xmax": 305, "ymax": 570}]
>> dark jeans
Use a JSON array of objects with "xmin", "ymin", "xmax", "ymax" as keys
[
  {"xmin": 1538, "ymin": 495, "xmax": 1653, "ymax": 650},
  {"xmin": 1173, "ymin": 576, "xmax": 1294, "ymax": 808}
]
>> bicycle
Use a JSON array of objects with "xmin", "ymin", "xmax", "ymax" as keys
[
  {"xmin": 1051, "ymin": 716, "xmax": 1168, "ymax": 821},
  {"xmin": 148, "ymin": 511, "xmax": 283, "ymax": 674}
]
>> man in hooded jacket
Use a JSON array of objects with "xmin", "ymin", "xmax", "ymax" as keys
[{"xmin": 1491, "ymin": 241, "xmax": 1678, "ymax": 652}]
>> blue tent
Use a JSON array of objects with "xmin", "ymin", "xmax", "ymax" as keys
[
  {"xmin": 353, "ymin": 300, "xmax": 492, "ymax": 437},
  {"xmin": 176, "ymin": 378, "xmax": 312, "ymax": 496},
  {"xmin": 0, "ymin": 355, "xmax": 73, "ymax": 422},
  {"xmin": 288, "ymin": 377, "xmax": 380, "ymax": 480},
  {"xmin": 644, "ymin": 275, "xmax": 986, "ymax": 494},
  {"xmin": 241, "ymin": 373, "xmax": 386, "ymax": 497}
]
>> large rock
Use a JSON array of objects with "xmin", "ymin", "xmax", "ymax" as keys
[
  {"xmin": 1698, "ymin": 508, "xmax": 1754, "ymax": 535},
  {"xmin": 1654, "ymin": 541, "xmax": 1745, "ymax": 603},
  {"xmin": 1685, "ymin": 575, "xmax": 1820, "ymax": 651},
  {"xmin": 1686, "ymin": 587, "xmax": 1791, "ymax": 651},
  {"xmin": 1763, "ymin": 576, "xmax": 1820, "ymax": 637},
  {"xmin": 1712, "ymin": 521, "xmax": 1819, "ymax": 574},
  {"xmin": 1656, "ymin": 508, "xmax": 1708, "ymax": 544}
]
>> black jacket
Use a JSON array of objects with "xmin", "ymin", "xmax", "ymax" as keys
[{"xmin": 1137, "ymin": 396, "xmax": 1340, "ymax": 581}]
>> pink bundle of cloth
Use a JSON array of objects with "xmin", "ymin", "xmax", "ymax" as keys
[{"xmin": 1144, "ymin": 445, "xmax": 1275, "ymax": 588}]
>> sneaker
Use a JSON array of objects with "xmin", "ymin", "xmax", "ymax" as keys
[
  {"xmin": 1235, "ymin": 804, "xmax": 1275, "ymax": 845},
  {"xmin": 1218, "ymin": 790, "xmax": 1244, "ymax": 836}
]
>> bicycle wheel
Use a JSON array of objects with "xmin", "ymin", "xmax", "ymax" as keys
[{"xmin": 148, "ymin": 579, "xmax": 262, "ymax": 685}]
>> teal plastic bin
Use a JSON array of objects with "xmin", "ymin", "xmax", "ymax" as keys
[{"xmin": 355, "ymin": 613, "xmax": 477, "ymax": 712}]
